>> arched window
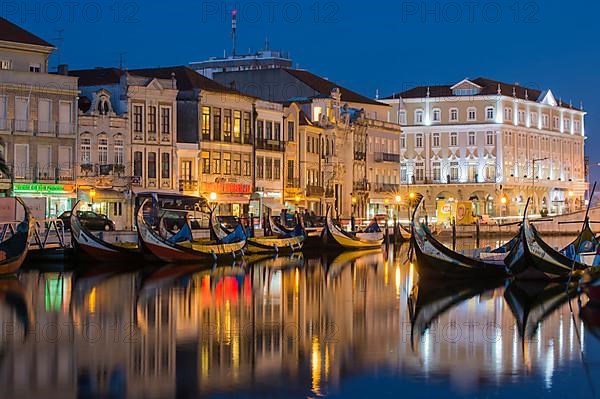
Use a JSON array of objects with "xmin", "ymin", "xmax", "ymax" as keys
[
  {"xmin": 98, "ymin": 133, "xmax": 108, "ymax": 165},
  {"xmin": 415, "ymin": 109, "xmax": 424, "ymax": 124}
]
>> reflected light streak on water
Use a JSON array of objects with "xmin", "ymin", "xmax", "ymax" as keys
[{"xmin": 0, "ymin": 236, "xmax": 599, "ymax": 398}]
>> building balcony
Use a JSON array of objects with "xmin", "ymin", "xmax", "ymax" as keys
[
  {"xmin": 13, "ymin": 119, "xmax": 32, "ymax": 134},
  {"xmin": 36, "ymin": 120, "xmax": 56, "ymax": 136},
  {"xmin": 354, "ymin": 151, "xmax": 366, "ymax": 161},
  {"xmin": 353, "ymin": 179, "xmax": 369, "ymax": 192},
  {"xmin": 374, "ymin": 152, "xmax": 401, "ymax": 163},
  {"xmin": 5, "ymin": 166, "xmax": 74, "ymax": 182},
  {"xmin": 0, "ymin": 118, "xmax": 9, "ymax": 132},
  {"xmin": 179, "ymin": 179, "xmax": 198, "ymax": 192},
  {"xmin": 255, "ymin": 138, "xmax": 285, "ymax": 152},
  {"xmin": 373, "ymin": 183, "xmax": 401, "ymax": 193},
  {"xmin": 79, "ymin": 163, "xmax": 127, "ymax": 178},
  {"xmin": 57, "ymin": 122, "xmax": 76, "ymax": 137},
  {"xmin": 286, "ymin": 178, "xmax": 300, "ymax": 189},
  {"xmin": 306, "ymin": 185, "xmax": 324, "ymax": 197}
]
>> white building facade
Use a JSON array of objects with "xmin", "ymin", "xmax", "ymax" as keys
[{"xmin": 382, "ymin": 77, "xmax": 587, "ymax": 218}]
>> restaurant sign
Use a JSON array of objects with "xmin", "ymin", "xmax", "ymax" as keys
[{"xmin": 13, "ymin": 183, "xmax": 71, "ymax": 193}]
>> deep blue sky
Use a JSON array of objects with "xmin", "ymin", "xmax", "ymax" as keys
[{"xmin": 4, "ymin": 0, "xmax": 598, "ymax": 167}]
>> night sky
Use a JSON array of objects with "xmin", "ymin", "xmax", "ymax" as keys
[{"xmin": 3, "ymin": 0, "xmax": 597, "ymax": 173}]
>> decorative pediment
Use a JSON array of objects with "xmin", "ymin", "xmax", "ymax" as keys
[
  {"xmin": 537, "ymin": 90, "xmax": 558, "ymax": 106},
  {"xmin": 145, "ymin": 77, "xmax": 165, "ymax": 91}
]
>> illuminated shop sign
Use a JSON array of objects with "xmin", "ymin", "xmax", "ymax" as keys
[{"xmin": 13, "ymin": 183, "xmax": 72, "ymax": 193}]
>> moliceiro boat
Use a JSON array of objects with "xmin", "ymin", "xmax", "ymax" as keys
[
  {"xmin": 137, "ymin": 200, "xmax": 245, "ymax": 263},
  {"xmin": 0, "ymin": 198, "xmax": 33, "ymax": 275},
  {"xmin": 71, "ymin": 201, "xmax": 141, "ymax": 262},
  {"xmin": 411, "ymin": 199, "xmax": 518, "ymax": 279},
  {"xmin": 246, "ymin": 223, "xmax": 306, "ymax": 254},
  {"xmin": 322, "ymin": 207, "xmax": 383, "ymax": 250}
]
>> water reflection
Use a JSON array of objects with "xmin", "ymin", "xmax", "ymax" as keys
[{"xmin": 0, "ymin": 244, "xmax": 598, "ymax": 398}]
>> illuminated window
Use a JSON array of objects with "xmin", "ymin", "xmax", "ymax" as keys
[
  {"xmin": 233, "ymin": 110, "xmax": 241, "ymax": 143},
  {"xmin": 201, "ymin": 106, "xmax": 211, "ymax": 140},
  {"xmin": 313, "ymin": 106, "xmax": 323, "ymax": 122}
]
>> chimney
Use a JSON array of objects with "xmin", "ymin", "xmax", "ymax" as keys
[{"xmin": 57, "ymin": 64, "xmax": 69, "ymax": 75}]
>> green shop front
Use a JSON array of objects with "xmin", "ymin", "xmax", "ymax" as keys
[{"xmin": 13, "ymin": 183, "xmax": 76, "ymax": 218}]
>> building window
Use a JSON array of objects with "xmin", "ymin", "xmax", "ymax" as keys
[
  {"xmin": 313, "ymin": 106, "xmax": 322, "ymax": 122},
  {"xmin": 233, "ymin": 110, "xmax": 242, "ymax": 143},
  {"xmin": 432, "ymin": 133, "xmax": 440, "ymax": 148},
  {"xmin": 223, "ymin": 152, "xmax": 231, "ymax": 175},
  {"xmin": 398, "ymin": 110, "xmax": 406, "ymax": 125},
  {"xmin": 223, "ymin": 109, "xmax": 232, "ymax": 141},
  {"xmin": 29, "ymin": 63, "xmax": 41, "ymax": 73},
  {"xmin": 212, "ymin": 152, "xmax": 221, "ymax": 174},
  {"xmin": 486, "ymin": 131, "xmax": 494, "ymax": 146},
  {"xmin": 265, "ymin": 158, "xmax": 273, "ymax": 179},
  {"xmin": 161, "ymin": 152, "xmax": 170, "ymax": 179},
  {"xmin": 449, "ymin": 108, "xmax": 458, "ymax": 121},
  {"xmin": 0, "ymin": 60, "xmax": 11, "ymax": 70},
  {"xmin": 98, "ymin": 134, "xmax": 108, "ymax": 164},
  {"xmin": 450, "ymin": 161, "xmax": 459, "ymax": 181},
  {"xmin": 400, "ymin": 136, "xmax": 406, "ymax": 149},
  {"xmin": 256, "ymin": 156, "xmax": 264, "ymax": 179},
  {"xmin": 553, "ymin": 116, "xmax": 559, "ymax": 129},
  {"xmin": 148, "ymin": 106, "xmax": 157, "ymax": 133},
  {"xmin": 485, "ymin": 163, "xmax": 495, "ymax": 181},
  {"xmin": 468, "ymin": 132, "xmax": 475, "ymax": 146},
  {"xmin": 467, "ymin": 107, "xmax": 477, "ymax": 121},
  {"xmin": 574, "ymin": 120, "xmax": 581, "ymax": 133},
  {"xmin": 542, "ymin": 114, "xmax": 549, "ymax": 128},
  {"xmin": 257, "ymin": 120, "xmax": 264, "ymax": 140},
  {"xmin": 518, "ymin": 110, "xmax": 525, "ymax": 124},
  {"xmin": 147, "ymin": 152, "xmax": 157, "ymax": 179},
  {"xmin": 161, "ymin": 107, "xmax": 171, "ymax": 135},
  {"xmin": 415, "ymin": 133, "xmax": 423, "ymax": 148},
  {"xmin": 114, "ymin": 136, "xmax": 124, "ymax": 165},
  {"xmin": 201, "ymin": 106, "xmax": 211, "ymax": 140},
  {"xmin": 243, "ymin": 154, "xmax": 251, "ymax": 176},
  {"xmin": 181, "ymin": 160, "xmax": 192, "ymax": 182},
  {"xmin": 133, "ymin": 105, "xmax": 143, "ymax": 133},
  {"xmin": 415, "ymin": 109, "xmax": 424, "ymax": 124},
  {"xmin": 274, "ymin": 122, "xmax": 281, "ymax": 140},
  {"xmin": 450, "ymin": 132, "xmax": 458, "ymax": 147},
  {"xmin": 433, "ymin": 161, "xmax": 441, "ymax": 181},
  {"xmin": 213, "ymin": 108, "xmax": 221, "ymax": 141},
  {"xmin": 485, "ymin": 107, "xmax": 494, "ymax": 120},
  {"xmin": 243, "ymin": 112, "xmax": 251, "ymax": 143},
  {"xmin": 274, "ymin": 159, "xmax": 281, "ymax": 180},
  {"xmin": 287, "ymin": 160, "xmax": 295, "ymax": 180},
  {"xmin": 80, "ymin": 136, "xmax": 91, "ymax": 164},
  {"xmin": 504, "ymin": 107, "xmax": 512, "ymax": 121},
  {"xmin": 134, "ymin": 151, "xmax": 143, "ymax": 177},
  {"xmin": 287, "ymin": 121, "xmax": 295, "ymax": 141},
  {"xmin": 233, "ymin": 153, "xmax": 241, "ymax": 175},
  {"xmin": 432, "ymin": 108, "xmax": 441, "ymax": 122},
  {"xmin": 531, "ymin": 112, "xmax": 538, "ymax": 126},
  {"xmin": 265, "ymin": 121, "xmax": 273, "ymax": 140},
  {"xmin": 415, "ymin": 162, "xmax": 425, "ymax": 182},
  {"xmin": 201, "ymin": 151, "xmax": 210, "ymax": 174}
]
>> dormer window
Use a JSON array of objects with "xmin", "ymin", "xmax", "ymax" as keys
[
  {"xmin": 453, "ymin": 88, "xmax": 479, "ymax": 96},
  {"xmin": 450, "ymin": 79, "xmax": 482, "ymax": 96}
]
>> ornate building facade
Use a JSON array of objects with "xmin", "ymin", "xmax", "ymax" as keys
[{"xmin": 382, "ymin": 77, "xmax": 587, "ymax": 218}]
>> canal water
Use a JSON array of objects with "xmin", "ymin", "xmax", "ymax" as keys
[{"xmin": 1, "ymin": 236, "xmax": 599, "ymax": 398}]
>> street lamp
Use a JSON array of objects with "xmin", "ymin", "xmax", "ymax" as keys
[
  {"xmin": 89, "ymin": 189, "xmax": 96, "ymax": 208},
  {"xmin": 395, "ymin": 195, "xmax": 401, "ymax": 219},
  {"xmin": 531, "ymin": 157, "xmax": 548, "ymax": 213}
]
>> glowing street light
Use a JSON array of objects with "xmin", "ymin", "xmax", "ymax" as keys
[
  {"xmin": 209, "ymin": 192, "xmax": 218, "ymax": 202},
  {"xmin": 500, "ymin": 196, "xmax": 507, "ymax": 204},
  {"xmin": 395, "ymin": 195, "xmax": 402, "ymax": 203},
  {"xmin": 409, "ymin": 192, "xmax": 415, "ymax": 200}
]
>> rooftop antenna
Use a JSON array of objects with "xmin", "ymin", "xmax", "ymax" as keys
[
  {"xmin": 231, "ymin": 9, "xmax": 237, "ymax": 56},
  {"xmin": 118, "ymin": 52, "xmax": 127, "ymax": 69},
  {"xmin": 51, "ymin": 28, "xmax": 64, "ymax": 70},
  {"xmin": 265, "ymin": 36, "xmax": 270, "ymax": 50}
]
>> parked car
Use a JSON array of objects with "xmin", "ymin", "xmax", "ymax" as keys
[
  {"xmin": 57, "ymin": 211, "xmax": 72, "ymax": 230},
  {"xmin": 63, "ymin": 210, "xmax": 116, "ymax": 231}
]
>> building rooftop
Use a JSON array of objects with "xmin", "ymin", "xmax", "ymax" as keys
[
  {"xmin": 69, "ymin": 67, "xmax": 125, "ymax": 86},
  {"xmin": 0, "ymin": 17, "xmax": 53, "ymax": 48},
  {"xmin": 130, "ymin": 66, "xmax": 239, "ymax": 93},
  {"xmin": 384, "ymin": 77, "xmax": 581, "ymax": 111}
]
